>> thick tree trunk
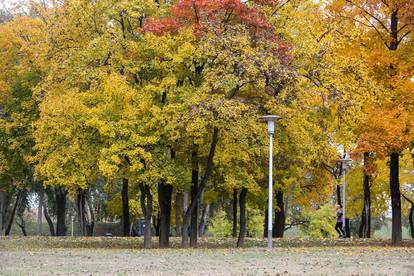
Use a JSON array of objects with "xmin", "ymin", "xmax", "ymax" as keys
[
  {"xmin": 273, "ymin": 190, "xmax": 285, "ymax": 238},
  {"xmin": 190, "ymin": 148, "xmax": 199, "ymax": 248},
  {"xmin": 121, "ymin": 178, "xmax": 130, "ymax": 237},
  {"xmin": 140, "ymin": 183, "xmax": 153, "ymax": 249},
  {"xmin": 359, "ymin": 152, "xmax": 371, "ymax": 238},
  {"xmin": 390, "ymin": 152, "xmax": 402, "ymax": 246},
  {"xmin": 76, "ymin": 188, "xmax": 87, "ymax": 236},
  {"xmin": 175, "ymin": 192, "xmax": 181, "ymax": 236},
  {"xmin": 158, "ymin": 182, "xmax": 173, "ymax": 248},
  {"xmin": 86, "ymin": 195, "xmax": 95, "ymax": 236},
  {"xmin": 232, "ymin": 188, "xmax": 238, "ymax": 238},
  {"xmin": 55, "ymin": 187, "xmax": 67, "ymax": 236},
  {"xmin": 43, "ymin": 204, "xmax": 55, "ymax": 236},
  {"xmin": 5, "ymin": 191, "xmax": 21, "ymax": 236},
  {"xmin": 198, "ymin": 204, "xmax": 210, "ymax": 237},
  {"xmin": 182, "ymin": 128, "xmax": 219, "ymax": 247},
  {"xmin": 0, "ymin": 191, "xmax": 3, "ymax": 235},
  {"xmin": 237, "ymin": 188, "xmax": 248, "ymax": 247}
]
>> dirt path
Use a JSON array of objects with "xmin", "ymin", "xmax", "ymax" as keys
[{"xmin": 1, "ymin": 246, "xmax": 413, "ymax": 275}]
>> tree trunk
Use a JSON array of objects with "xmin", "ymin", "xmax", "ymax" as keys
[
  {"xmin": 198, "ymin": 204, "xmax": 210, "ymax": 237},
  {"xmin": 359, "ymin": 152, "xmax": 371, "ymax": 238},
  {"xmin": 232, "ymin": 188, "xmax": 238, "ymax": 238},
  {"xmin": 121, "ymin": 178, "xmax": 130, "ymax": 237},
  {"xmin": 183, "ymin": 192, "xmax": 188, "ymax": 218},
  {"xmin": 0, "ymin": 191, "xmax": 3, "ymax": 235},
  {"xmin": 175, "ymin": 192, "xmax": 181, "ymax": 236},
  {"xmin": 263, "ymin": 208, "xmax": 268, "ymax": 238},
  {"xmin": 16, "ymin": 214, "xmax": 27, "ymax": 236},
  {"xmin": 390, "ymin": 152, "xmax": 402, "ymax": 246},
  {"xmin": 402, "ymin": 194, "xmax": 414, "ymax": 239},
  {"xmin": 336, "ymin": 185, "xmax": 342, "ymax": 206},
  {"xmin": 5, "ymin": 191, "xmax": 21, "ymax": 236},
  {"xmin": 409, "ymin": 203, "xmax": 414, "ymax": 239},
  {"xmin": 154, "ymin": 213, "xmax": 160, "ymax": 237},
  {"xmin": 158, "ymin": 182, "xmax": 173, "ymax": 248},
  {"xmin": 189, "ymin": 148, "xmax": 199, "ymax": 248},
  {"xmin": 182, "ymin": 128, "xmax": 219, "ymax": 247},
  {"xmin": 140, "ymin": 183, "xmax": 152, "ymax": 249},
  {"xmin": 37, "ymin": 186, "xmax": 43, "ymax": 235},
  {"xmin": 273, "ymin": 190, "xmax": 285, "ymax": 238},
  {"xmin": 55, "ymin": 187, "xmax": 67, "ymax": 236},
  {"xmin": 43, "ymin": 204, "xmax": 55, "ymax": 236},
  {"xmin": 76, "ymin": 188, "xmax": 87, "ymax": 236},
  {"xmin": 237, "ymin": 188, "xmax": 247, "ymax": 247},
  {"xmin": 86, "ymin": 194, "xmax": 95, "ymax": 236}
]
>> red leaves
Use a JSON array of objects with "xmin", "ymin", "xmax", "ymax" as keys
[
  {"xmin": 251, "ymin": 0, "xmax": 280, "ymax": 7},
  {"xmin": 143, "ymin": 18, "xmax": 182, "ymax": 36},
  {"xmin": 143, "ymin": 0, "xmax": 273, "ymax": 36}
]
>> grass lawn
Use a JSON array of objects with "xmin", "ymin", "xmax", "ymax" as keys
[{"xmin": 0, "ymin": 237, "xmax": 413, "ymax": 275}]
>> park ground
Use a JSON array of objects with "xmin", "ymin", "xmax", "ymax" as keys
[{"xmin": 0, "ymin": 237, "xmax": 414, "ymax": 276}]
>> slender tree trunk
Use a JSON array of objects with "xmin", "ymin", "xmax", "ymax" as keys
[
  {"xmin": 336, "ymin": 185, "xmax": 342, "ymax": 206},
  {"xmin": 402, "ymin": 194, "xmax": 414, "ymax": 239},
  {"xmin": 37, "ymin": 186, "xmax": 43, "ymax": 235},
  {"xmin": 198, "ymin": 204, "xmax": 210, "ymax": 237},
  {"xmin": 183, "ymin": 192, "xmax": 188, "ymax": 217},
  {"xmin": 175, "ymin": 192, "xmax": 181, "ymax": 236},
  {"xmin": 189, "ymin": 148, "xmax": 199, "ymax": 247},
  {"xmin": 182, "ymin": 128, "xmax": 219, "ymax": 247},
  {"xmin": 121, "ymin": 178, "xmax": 130, "ymax": 237},
  {"xmin": 409, "ymin": 204, "xmax": 414, "ymax": 239},
  {"xmin": 43, "ymin": 204, "xmax": 55, "ymax": 236},
  {"xmin": 55, "ymin": 187, "xmax": 67, "ymax": 236},
  {"xmin": 16, "ymin": 214, "xmax": 27, "ymax": 236},
  {"xmin": 237, "ymin": 188, "xmax": 248, "ymax": 247},
  {"xmin": 0, "ymin": 191, "xmax": 3, "ymax": 235},
  {"xmin": 154, "ymin": 213, "xmax": 160, "ymax": 237},
  {"xmin": 5, "ymin": 191, "xmax": 21, "ymax": 236},
  {"xmin": 140, "ymin": 183, "xmax": 152, "ymax": 249},
  {"xmin": 390, "ymin": 152, "xmax": 402, "ymax": 246},
  {"xmin": 359, "ymin": 152, "xmax": 371, "ymax": 238},
  {"xmin": 273, "ymin": 190, "xmax": 285, "ymax": 238},
  {"xmin": 232, "ymin": 188, "xmax": 238, "ymax": 238},
  {"xmin": 158, "ymin": 182, "xmax": 173, "ymax": 248},
  {"xmin": 263, "ymin": 207, "xmax": 268, "ymax": 238}
]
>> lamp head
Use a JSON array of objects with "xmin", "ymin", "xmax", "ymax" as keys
[
  {"xmin": 261, "ymin": 115, "xmax": 281, "ymax": 135},
  {"xmin": 337, "ymin": 157, "xmax": 352, "ymax": 170}
]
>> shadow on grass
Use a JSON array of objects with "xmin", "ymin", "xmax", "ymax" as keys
[{"xmin": 1, "ymin": 236, "xmax": 413, "ymax": 250}]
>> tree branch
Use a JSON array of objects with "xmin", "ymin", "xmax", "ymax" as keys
[
  {"xmin": 345, "ymin": 0, "xmax": 390, "ymax": 33},
  {"xmin": 284, "ymin": 220, "xmax": 309, "ymax": 231},
  {"xmin": 402, "ymin": 193, "xmax": 414, "ymax": 205},
  {"xmin": 397, "ymin": 31, "xmax": 411, "ymax": 46}
]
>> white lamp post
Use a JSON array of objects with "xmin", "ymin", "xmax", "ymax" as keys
[
  {"xmin": 337, "ymin": 157, "xmax": 352, "ymax": 237},
  {"xmin": 262, "ymin": 115, "xmax": 281, "ymax": 249}
]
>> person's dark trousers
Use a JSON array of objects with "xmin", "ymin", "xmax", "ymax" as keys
[{"xmin": 335, "ymin": 222, "xmax": 346, "ymax": 237}]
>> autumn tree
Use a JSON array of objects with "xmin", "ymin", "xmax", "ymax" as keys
[{"xmin": 329, "ymin": 0, "xmax": 414, "ymax": 245}]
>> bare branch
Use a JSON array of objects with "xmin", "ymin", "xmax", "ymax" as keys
[
  {"xmin": 397, "ymin": 31, "xmax": 411, "ymax": 46},
  {"xmin": 403, "ymin": 193, "xmax": 414, "ymax": 205},
  {"xmin": 345, "ymin": 0, "xmax": 390, "ymax": 33},
  {"xmin": 272, "ymin": 0, "xmax": 292, "ymax": 16}
]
